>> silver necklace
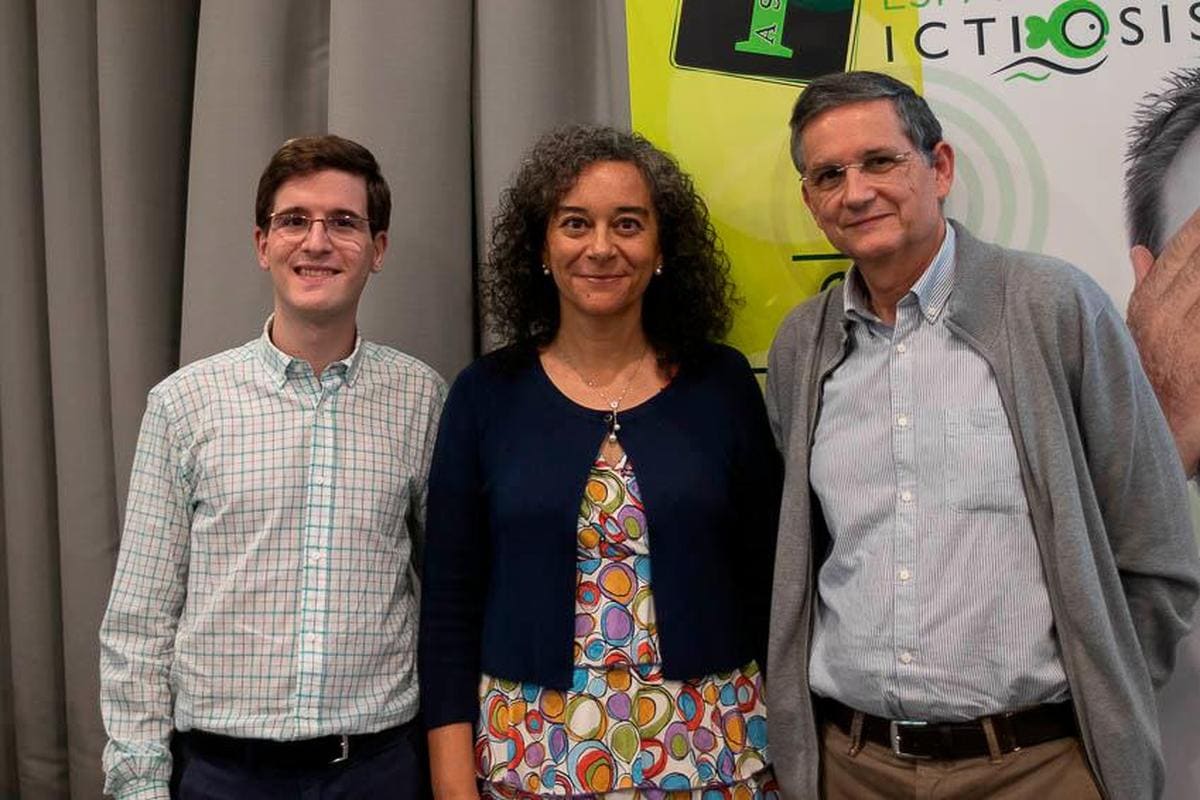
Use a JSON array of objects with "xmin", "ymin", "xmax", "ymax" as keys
[{"xmin": 558, "ymin": 347, "xmax": 649, "ymax": 443}]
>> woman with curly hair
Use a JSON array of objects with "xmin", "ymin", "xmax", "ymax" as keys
[{"xmin": 419, "ymin": 125, "xmax": 781, "ymax": 798}]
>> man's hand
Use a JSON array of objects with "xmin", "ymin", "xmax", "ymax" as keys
[{"xmin": 1127, "ymin": 206, "xmax": 1200, "ymax": 476}]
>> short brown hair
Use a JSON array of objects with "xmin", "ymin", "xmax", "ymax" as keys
[
  {"xmin": 789, "ymin": 71, "xmax": 943, "ymax": 172},
  {"xmin": 255, "ymin": 135, "xmax": 391, "ymax": 234}
]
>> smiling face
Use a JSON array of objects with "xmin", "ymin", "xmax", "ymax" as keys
[
  {"xmin": 800, "ymin": 99, "xmax": 953, "ymax": 278},
  {"xmin": 543, "ymin": 160, "xmax": 662, "ymax": 329},
  {"xmin": 254, "ymin": 168, "xmax": 387, "ymax": 329}
]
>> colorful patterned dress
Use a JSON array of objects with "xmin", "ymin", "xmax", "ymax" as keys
[{"xmin": 476, "ymin": 453, "xmax": 776, "ymax": 799}]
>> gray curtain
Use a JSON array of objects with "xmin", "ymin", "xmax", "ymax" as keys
[{"xmin": 0, "ymin": 2, "xmax": 628, "ymax": 797}]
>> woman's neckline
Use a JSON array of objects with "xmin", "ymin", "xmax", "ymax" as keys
[{"xmin": 532, "ymin": 349, "xmax": 679, "ymax": 421}]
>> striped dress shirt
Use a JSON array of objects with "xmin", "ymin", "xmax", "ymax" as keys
[
  {"xmin": 100, "ymin": 321, "xmax": 446, "ymax": 800},
  {"xmin": 808, "ymin": 226, "xmax": 1070, "ymax": 722}
]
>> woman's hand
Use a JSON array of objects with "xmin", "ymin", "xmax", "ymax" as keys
[{"xmin": 427, "ymin": 722, "xmax": 481, "ymax": 800}]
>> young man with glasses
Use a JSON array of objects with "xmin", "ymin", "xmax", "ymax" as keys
[
  {"xmin": 100, "ymin": 135, "xmax": 444, "ymax": 799},
  {"xmin": 764, "ymin": 71, "xmax": 1198, "ymax": 799}
]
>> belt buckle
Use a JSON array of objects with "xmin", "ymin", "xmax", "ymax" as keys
[
  {"xmin": 329, "ymin": 734, "xmax": 350, "ymax": 765},
  {"xmin": 889, "ymin": 719, "xmax": 932, "ymax": 760}
]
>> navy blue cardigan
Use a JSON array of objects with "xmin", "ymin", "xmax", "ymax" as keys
[{"xmin": 419, "ymin": 343, "xmax": 781, "ymax": 729}]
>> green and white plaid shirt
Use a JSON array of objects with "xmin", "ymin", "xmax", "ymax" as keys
[{"xmin": 100, "ymin": 321, "xmax": 446, "ymax": 800}]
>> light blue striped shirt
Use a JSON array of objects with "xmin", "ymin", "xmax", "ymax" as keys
[
  {"xmin": 808, "ymin": 226, "xmax": 1069, "ymax": 722},
  {"xmin": 100, "ymin": 320, "xmax": 446, "ymax": 800}
]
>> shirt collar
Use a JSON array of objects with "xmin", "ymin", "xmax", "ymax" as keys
[
  {"xmin": 910, "ymin": 223, "xmax": 956, "ymax": 323},
  {"xmin": 255, "ymin": 315, "xmax": 365, "ymax": 389},
  {"xmin": 842, "ymin": 223, "xmax": 956, "ymax": 326}
]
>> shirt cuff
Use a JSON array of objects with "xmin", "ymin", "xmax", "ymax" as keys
[{"xmin": 111, "ymin": 778, "xmax": 171, "ymax": 800}]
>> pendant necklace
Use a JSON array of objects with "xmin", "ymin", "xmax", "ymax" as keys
[{"xmin": 559, "ymin": 347, "xmax": 649, "ymax": 443}]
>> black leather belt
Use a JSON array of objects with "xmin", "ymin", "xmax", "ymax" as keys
[
  {"xmin": 816, "ymin": 696, "xmax": 1077, "ymax": 761},
  {"xmin": 177, "ymin": 719, "xmax": 415, "ymax": 769}
]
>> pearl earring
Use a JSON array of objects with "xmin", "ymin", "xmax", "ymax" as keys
[
  {"xmin": 654, "ymin": 264, "xmax": 663, "ymax": 276},
  {"xmin": 542, "ymin": 264, "xmax": 550, "ymax": 276}
]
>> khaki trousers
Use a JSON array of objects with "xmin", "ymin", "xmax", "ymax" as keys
[{"xmin": 819, "ymin": 721, "xmax": 1103, "ymax": 799}]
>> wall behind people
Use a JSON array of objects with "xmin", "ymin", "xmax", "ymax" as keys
[{"xmin": 0, "ymin": 2, "xmax": 628, "ymax": 797}]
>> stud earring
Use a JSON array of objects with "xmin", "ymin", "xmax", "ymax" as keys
[
  {"xmin": 542, "ymin": 264, "xmax": 550, "ymax": 276},
  {"xmin": 654, "ymin": 264, "xmax": 663, "ymax": 276}
]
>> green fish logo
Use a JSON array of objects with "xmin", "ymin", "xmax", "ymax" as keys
[{"xmin": 1025, "ymin": 0, "xmax": 1109, "ymax": 59}]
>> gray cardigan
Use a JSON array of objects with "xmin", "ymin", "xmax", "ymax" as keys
[{"xmin": 765, "ymin": 221, "xmax": 1199, "ymax": 799}]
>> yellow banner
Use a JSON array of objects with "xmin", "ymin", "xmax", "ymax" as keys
[{"xmin": 626, "ymin": 0, "xmax": 921, "ymax": 366}]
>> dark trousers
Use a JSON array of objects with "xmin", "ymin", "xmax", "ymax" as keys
[{"xmin": 169, "ymin": 721, "xmax": 431, "ymax": 800}]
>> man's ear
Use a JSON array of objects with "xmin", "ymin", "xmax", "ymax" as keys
[
  {"xmin": 254, "ymin": 227, "xmax": 270, "ymax": 271},
  {"xmin": 371, "ymin": 230, "xmax": 388, "ymax": 273},
  {"xmin": 1130, "ymin": 245, "xmax": 1155, "ymax": 287},
  {"xmin": 800, "ymin": 181, "xmax": 817, "ymax": 217},
  {"xmin": 931, "ymin": 141, "xmax": 955, "ymax": 201}
]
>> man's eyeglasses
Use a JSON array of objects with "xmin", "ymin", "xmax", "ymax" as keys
[
  {"xmin": 801, "ymin": 151, "xmax": 916, "ymax": 195},
  {"xmin": 267, "ymin": 212, "xmax": 371, "ymax": 242}
]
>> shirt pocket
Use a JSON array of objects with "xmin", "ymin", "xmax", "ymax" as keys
[{"xmin": 944, "ymin": 407, "xmax": 1029, "ymax": 515}]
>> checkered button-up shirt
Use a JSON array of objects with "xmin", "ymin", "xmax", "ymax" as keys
[{"xmin": 100, "ymin": 322, "xmax": 446, "ymax": 800}]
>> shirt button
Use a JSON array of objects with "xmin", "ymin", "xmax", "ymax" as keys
[
  {"xmin": 896, "ymin": 343, "xmax": 907, "ymax": 354},
  {"xmin": 306, "ymin": 633, "xmax": 319, "ymax": 645},
  {"xmin": 899, "ymin": 651, "xmax": 914, "ymax": 664},
  {"xmin": 896, "ymin": 414, "xmax": 909, "ymax": 428},
  {"xmin": 308, "ymin": 550, "xmax": 323, "ymax": 565},
  {"xmin": 899, "ymin": 490, "xmax": 914, "ymax": 503},
  {"xmin": 898, "ymin": 569, "xmax": 911, "ymax": 581}
]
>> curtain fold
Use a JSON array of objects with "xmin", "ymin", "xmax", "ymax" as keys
[
  {"xmin": 325, "ymin": 0, "xmax": 474, "ymax": 379},
  {"xmin": 97, "ymin": 3, "xmax": 199, "ymax": 506},
  {"xmin": 180, "ymin": 0, "xmax": 331, "ymax": 367},
  {"xmin": 474, "ymin": 0, "xmax": 630, "ymax": 347},
  {"xmin": 0, "ymin": 3, "xmax": 628, "ymax": 796},
  {"xmin": 1, "ymin": 1, "xmax": 67, "ymax": 796},
  {"xmin": 34, "ymin": 0, "xmax": 112, "ymax": 797}
]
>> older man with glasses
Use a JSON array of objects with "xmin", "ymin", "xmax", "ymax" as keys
[
  {"xmin": 765, "ymin": 71, "xmax": 1199, "ymax": 799},
  {"xmin": 99, "ymin": 135, "xmax": 444, "ymax": 799}
]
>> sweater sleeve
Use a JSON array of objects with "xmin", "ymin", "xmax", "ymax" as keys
[
  {"xmin": 726, "ymin": 351, "xmax": 783, "ymax": 674},
  {"xmin": 766, "ymin": 315, "xmax": 798, "ymax": 453},
  {"xmin": 1079, "ymin": 298, "xmax": 1200, "ymax": 688},
  {"xmin": 406, "ymin": 371, "xmax": 449, "ymax": 580},
  {"xmin": 419, "ymin": 367, "xmax": 490, "ymax": 728}
]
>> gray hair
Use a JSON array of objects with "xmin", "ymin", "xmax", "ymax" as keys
[
  {"xmin": 788, "ymin": 71, "xmax": 943, "ymax": 172},
  {"xmin": 1125, "ymin": 66, "xmax": 1200, "ymax": 255}
]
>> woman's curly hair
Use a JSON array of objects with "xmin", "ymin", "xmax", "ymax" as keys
[{"xmin": 483, "ymin": 124, "xmax": 738, "ymax": 367}]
